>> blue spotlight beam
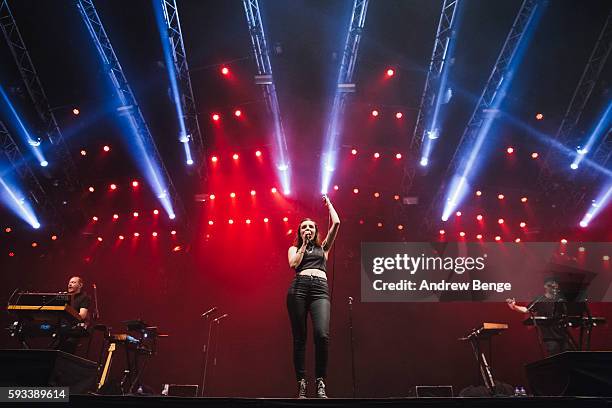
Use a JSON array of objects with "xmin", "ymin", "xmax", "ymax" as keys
[
  {"xmin": 402, "ymin": 0, "xmax": 460, "ymax": 194},
  {"xmin": 242, "ymin": 0, "xmax": 291, "ymax": 194},
  {"xmin": 0, "ymin": 0, "xmax": 79, "ymax": 188},
  {"xmin": 321, "ymin": 0, "xmax": 369, "ymax": 194},
  {"xmin": 76, "ymin": 0, "xmax": 184, "ymax": 222},
  {"xmin": 580, "ymin": 183, "xmax": 612, "ymax": 228},
  {"xmin": 159, "ymin": 0, "xmax": 206, "ymax": 175},
  {"xmin": 426, "ymin": 0, "xmax": 541, "ymax": 226},
  {"xmin": 538, "ymin": 10, "xmax": 612, "ymax": 185},
  {"xmin": 1, "ymin": 120, "xmax": 53, "ymax": 228}
]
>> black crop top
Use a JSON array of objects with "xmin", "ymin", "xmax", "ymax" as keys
[{"xmin": 295, "ymin": 244, "xmax": 327, "ymax": 273}]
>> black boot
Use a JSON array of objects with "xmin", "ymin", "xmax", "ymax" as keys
[
  {"xmin": 297, "ymin": 379, "xmax": 307, "ymax": 399},
  {"xmin": 316, "ymin": 377, "xmax": 328, "ymax": 398}
]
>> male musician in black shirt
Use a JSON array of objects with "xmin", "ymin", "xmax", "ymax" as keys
[
  {"xmin": 507, "ymin": 277, "xmax": 573, "ymax": 356},
  {"xmin": 59, "ymin": 276, "xmax": 91, "ymax": 354}
]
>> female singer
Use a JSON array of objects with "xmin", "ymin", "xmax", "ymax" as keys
[{"xmin": 287, "ymin": 195, "xmax": 340, "ymax": 398}]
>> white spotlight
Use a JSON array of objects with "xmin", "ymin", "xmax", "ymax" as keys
[
  {"xmin": 420, "ymin": 158, "xmax": 429, "ymax": 167},
  {"xmin": 40, "ymin": 161, "xmax": 48, "ymax": 167}
]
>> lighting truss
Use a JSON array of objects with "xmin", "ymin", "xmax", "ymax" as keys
[
  {"xmin": 321, "ymin": 0, "xmax": 369, "ymax": 193},
  {"xmin": 0, "ymin": 0, "xmax": 79, "ymax": 190},
  {"xmin": 76, "ymin": 0, "xmax": 184, "ymax": 221},
  {"xmin": 424, "ymin": 0, "xmax": 541, "ymax": 229},
  {"xmin": 242, "ymin": 0, "xmax": 291, "ymax": 193},
  {"xmin": 160, "ymin": 0, "xmax": 206, "ymax": 177},
  {"xmin": 402, "ymin": 0, "xmax": 460, "ymax": 195}
]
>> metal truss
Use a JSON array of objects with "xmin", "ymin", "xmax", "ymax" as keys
[
  {"xmin": 538, "ymin": 10, "xmax": 612, "ymax": 184},
  {"xmin": 242, "ymin": 0, "xmax": 290, "ymax": 174},
  {"xmin": 160, "ymin": 0, "xmax": 206, "ymax": 178},
  {"xmin": 423, "ymin": 0, "xmax": 541, "ymax": 231},
  {"xmin": 0, "ymin": 120, "xmax": 60, "ymax": 227},
  {"xmin": 0, "ymin": 0, "xmax": 79, "ymax": 191},
  {"xmin": 402, "ymin": 0, "xmax": 460, "ymax": 195},
  {"xmin": 76, "ymin": 0, "xmax": 185, "ymax": 223}
]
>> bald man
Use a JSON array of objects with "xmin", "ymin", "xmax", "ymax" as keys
[{"xmin": 59, "ymin": 276, "xmax": 92, "ymax": 355}]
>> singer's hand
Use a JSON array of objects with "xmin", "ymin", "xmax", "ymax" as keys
[
  {"xmin": 506, "ymin": 298, "xmax": 516, "ymax": 310},
  {"xmin": 322, "ymin": 195, "xmax": 331, "ymax": 208}
]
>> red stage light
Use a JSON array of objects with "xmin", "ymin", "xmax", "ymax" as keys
[
  {"xmin": 531, "ymin": 152, "xmax": 539, "ymax": 159},
  {"xmin": 506, "ymin": 147, "xmax": 514, "ymax": 154},
  {"xmin": 439, "ymin": 229, "xmax": 445, "ymax": 235},
  {"xmin": 73, "ymin": 108, "xmax": 80, "ymax": 115},
  {"xmin": 31, "ymin": 242, "xmax": 38, "ymax": 248},
  {"xmin": 395, "ymin": 112, "xmax": 403, "ymax": 119},
  {"xmin": 271, "ymin": 187, "xmax": 278, "ymax": 194},
  {"xmin": 394, "ymin": 195, "xmax": 400, "ymax": 200},
  {"xmin": 359, "ymin": 220, "xmax": 365, "ymax": 225},
  {"xmin": 5, "ymin": 227, "xmax": 11, "ymax": 233},
  {"xmin": 221, "ymin": 66, "xmax": 229, "ymax": 76},
  {"xmin": 103, "ymin": 145, "xmax": 110, "ymax": 152},
  {"xmin": 263, "ymin": 217, "xmax": 269, "ymax": 223},
  {"xmin": 80, "ymin": 150, "xmax": 87, "ymax": 156},
  {"xmin": 535, "ymin": 113, "xmax": 544, "ymax": 120},
  {"xmin": 113, "ymin": 214, "xmax": 119, "ymax": 220},
  {"xmin": 211, "ymin": 156, "xmax": 218, "ymax": 163},
  {"xmin": 234, "ymin": 109, "xmax": 242, "ymax": 117},
  {"xmin": 373, "ymin": 192, "xmax": 380, "ymax": 198},
  {"xmin": 8, "ymin": 252, "xmax": 14, "ymax": 257},
  {"xmin": 255, "ymin": 150, "xmax": 262, "ymax": 157},
  {"xmin": 476, "ymin": 234, "xmax": 483, "ymax": 240},
  {"xmin": 209, "ymin": 194, "xmax": 216, "ymax": 200},
  {"xmin": 520, "ymin": 222, "xmax": 526, "ymax": 228},
  {"xmin": 232, "ymin": 153, "xmax": 239, "ymax": 160},
  {"xmin": 119, "ymin": 235, "xmax": 125, "ymax": 240},
  {"xmin": 132, "ymin": 180, "xmax": 139, "ymax": 188},
  {"xmin": 353, "ymin": 188, "xmax": 359, "ymax": 194},
  {"xmin": 133, "ymin": 212, "xmax": 139, "ymax": 218},
  {"xmin": 153, "ymin": 209, "xmax": 159, "ymax": 215},
  {"xmin": 498, "ymin": 218, "xmax": 504, "ymax": 224},
  {"xmin": 212, "ymin": 113, "xmax": 220, "ymax": 122},
  {"xmin": 134, "ymin": 232, "xmax": 140, "ymax": 237},
  {"xmin": 250, "ymin": 190, "xmax": 256, "ymax": 196},
  {"xmin": 476, "ymin": 190, "xmax": 482, "ymax": 196},
  {"xmin": 171, "ymin": 230, "xmax": 177, "ymax": 235},
  {"xmin": 521, "ymin": 197, "xmax": 528, "ymax": 203},
  {"xmin": 208, "ymin": 220, "xmax": 214, "ymax": 226},
  {"xmin": 476, "ymin": 214, "xmax": 483, "ymax": 221},
  {"xmin": 377, "ymin": 222, "xmax": 383, "ymax": 228},
  {"xmin": 560, "ymin": 238, "xmax": 568, "ymax": 244},
  {"xmin": 92, "ymin": 216, "xmax": 98, "ymax": 222},
  {"xmin": 230, "ymin": 192, "xmax": 236, "ymax": 198},
  {"xmin": 97, "ymin": 237, "xmax": 103, "ymax": 242},
  {"xmin": 371, "ymin": 109, "xmax": 379, "ymax": 117},
  {"xmin": 152, "ymin": 232, "xmax": 158, "ymax": 237},
  {"xmin": 515, "ymin": 238, "xmax": 521, "ymax": 243},
  {"xmin": 246, "ymin": 219, "xmax": 251, "ymax": 224},
  {"xmin": 386, "ymin": 68, "xmax": 395, "ymax": 77},
  {"xmin": 498, "ymin": 194, "xmax": 505, "ymax": 200},
  {"xmin": 397, "ymin": 225, "xmax": 404, "ymax": 230},
  {"xmin": 283, "ymin": 217, "xmax": 289, "ymax": 222},
  {"xmin": 88, "ymin": 186, "xmax": 95, "ymax": 193},
  {"xmin": 51, "ymin": 235, "xmax": 57, "ymax": 241},
  {"xmin": 373, "ymin": 152, "xmax": 380, "ymax": 158},
  {"xmin": 495, "ymin": 236, "xmax": 501, "ymax": 241},
  {"xmin": 334, "ymin": 185, "xmax": 339, "ymax": 191},
  {"xmin": 456, "ymin": 211, "xmax": 462, "ymax": 217},
  {"xmin": 351, "ymin": 149, "xmax": 358, "ymax": 155},
  {"xmin": 110, "ymin": 184, "xmax": 117, "ymax": 191},
  {"xmin": 228, "ymin": 219, "xmax": 234, "ymax": 225},
  {"xmin": 395, "ymin": 153, "xmax": 402, "ymax": 159},
  {"xmin": 459, "ymin": 231, "xmax": 466, "ymax": 237}
]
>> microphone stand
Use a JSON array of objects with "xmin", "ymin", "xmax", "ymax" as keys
[
  {"xmin": 527, "ymin": 296, "xmax": 546, "ymax": 358},
  {"xmin": 348, "ymin": 296, "xmax": 356, "ymax": 398},
  {"xmin": 199, "ymin": 308, "xmax": 219, "ymax": 396},
  {"xmin": 209, "ymin": 314, "xmax": 228, "ymax": 396}
]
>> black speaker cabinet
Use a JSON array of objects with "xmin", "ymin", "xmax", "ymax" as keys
[
  {"xmin": 526, "ymin": 351, "xmax": 612, "ymax": 396},
  {"xmin": 0, "ymin": 349, "xmax": 98, "ymax": 394}
]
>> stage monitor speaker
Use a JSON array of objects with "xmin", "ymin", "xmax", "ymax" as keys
[
  {"xmin": 0, "ymin": 349, "xmax": 97, "ymax": 394},
  {"xmin": 526, "ymin": 351, "xmax": 612, "ymax": 396},
  {"xmin": 168, "ymin": 384, "xmax": 198, "ymax": 397},
  {"xmin": 416, "ymin": 385, "xmax": 453, "ymax": 397}
]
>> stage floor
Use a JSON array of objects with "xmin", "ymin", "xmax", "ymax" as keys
[{"xmin": 64, "ymin": 395, "xmax": 612, "ymax": 408}]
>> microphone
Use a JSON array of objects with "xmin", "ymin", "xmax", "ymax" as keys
[
  {"xmin": 348, "ymin": 296, "xmax": 353, "ymax": 305},
  {"xmin": 201, "ymin": 307, "xmax": 218, "ymax": 318},
  {"xmin": 212, "ymin": 313, "xmax": 228, "ymax": 323}
]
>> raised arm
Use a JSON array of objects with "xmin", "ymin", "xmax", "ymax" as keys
[
  {"xmin": 322, "ymin": 196, "xmax": 340, "ymax": 252},
  {"xmin": 506, "ymin": 298, "xmax": 529, "ymax": 313}
]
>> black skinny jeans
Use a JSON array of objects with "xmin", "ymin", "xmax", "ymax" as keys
[{"xmin": 286, "ymin": 275, "xmax": 330, "ymax": 381}]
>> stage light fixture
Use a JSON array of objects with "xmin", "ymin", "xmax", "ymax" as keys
[
  {"xmin": 439, "ymin": 229, "xmax": 445, "ymax": 235},
  {"xmin": 152, "ymin": 232, "xmax": 158, "ymax": 237},
  {"xmin": 250, "ymin": 190, "xmax": 256, "ymax": 196},
  {"xmin": 371, "ymin": 110, "xmax": 379, "ymax": 117},
  {"xmin": 113, "ymin": 214, "xmax": 119, "ymax": 220},
  {"xmin": 97, "ymin": 237, "xmax": 103, "ymax": 242},
  {"xmin": 353, "ymin": 188, "xmax": 359, "ymax": 194},
  {"xmin": 498, "ymin": 218, "xmax": 504, "ymax": 224},
  {"xmin": 211, "ymin": 156, "xmax": 218, "ymax": 163},
  {"xmin": 209, "ymin": 194, "xmax": 216, "ymax": 200},
  {"xmin": 246, "ymin": 219, "xmax": 251, "ymax": 224},
  {"xmin": 228, "ymin": 219, "xmax": 234, "ymax": 225},
  {"xmin": 476, "ymin": 214, "xmax": 483, "ymax": 221},
  {"xmin": 92, "ymin": 216, "xmax": 98, "ymax": 222},
  {"xmin": 395, "ymin": 153, "xmax": 402, "ymax": 159},
  {"xmin": 221, "ymin": 66, "xmax": 229, "ymax": 76},
  {"xmin": 334, "ymin": 185, "xmax": 339, "ymax": 191},
  {"xmin": 535, "ymin": 113, "xmax": 543, "ymax": 120},
  {"xmin": 73, "ymin": 108, "xmax": 80, "ymax": 115},
  {"xmin": 110, "ymin": 184, "xmax": 117, "ymax": 191},
  {"xmin": 133, "ymin": 212, "xmax": 139, "ymax": 218},
  {"xmin": 88, "ymin": 187, "xmax": 95, "ymax": 193},
  {"xmin": 397, "ymin": 225, "xmax": 404, "ymax": 230},
  {"xmin": 506, "ymin": 147, "xmax": 514, "ymax": 154},
  {"xmin": 495, "ymin": 236, "xmax": 501, "ymax": 242},
  {"xmin": 560, "ymin": 239, "xmax": 567, "ymax": 244},
  {"xmin": 476, "ymin": 234, "xmax": 483, "ymax": 240},
  {"xmin": 232, "ymin": 153, "xmax": 239, "ymax": 160},
  {"xmin": 208, "ymin": 220, "xmax": 214, "ymax": 225},
  {"xmin": 119, "ymin": 235, "xmax": 125, "ymax": 240},
  {"xmin": 373, "ymin": 152, "xmax": 380, "ymax": 158},
  {"xmin": 531, "ymin": 152, "xmax": 539, "ymax": 159},
  {"xmin": 515, "ymin": 238, "xmax": 521, "ymax": 243},
  {"xmin": 374, "ymin": 192, "xmax": 380, "ymax": 198},
  {"xmin": 455, "ymin": 211, "xmax": 462, "ymax": 217},
  {"xmin": 377, "ymin": 222, "xmax": 383, "ymax": 228},
  {"xmin": 132, "ymin": 180, "xmax": 139, "ymax": 188},
  {"xmin": 103, "ymin": 145, "xmax": 110, "ymax": 152},
  {"xmin": 4, "ymin": 227, "xmax": 11, "ymax": 233},
  {"xmin": 212, "ymin": 113, "xmax": 220, "ymax": 122},
  {"xmin": 271, "ymin": 187, "xmax": 278, "ymax": 194},
  {"xmin": 521, "ymin": 197, "xmax": 528, "ymax": 202},
  {"xmin": 395, "ymin": 112, "xmax": 403, "ymax": 119},
  {"xmin": 80, "ymin": 150, "xmax": 87, "ymax": 156},
  {"xmin": 386, "ymin": 68, "xmax": 395, "ymax": 77},
  {"xmin": 476, "ymin": 190, "xmax": 482, "ymax": 196},
  {"xmin": 255, "ymin": 150, "xmax": 262, "ymax": 157},
  {"xmin": 263, "ymin": 218, "xmax": 269, "ymax": 223},
  {"xmin": 153, "ymin": 209, "xmax": 159, "ymax": 215},
  {"xmin": 520, "ymin": 222, "xmax": 526, "ymax": 228},
  {"xmin": 498, "ymin": 194, "xmax": 504, "ymax": 200},
  {"xmin": 351, "ymin": 149, "xmax": 357, "ymax": 155},
  {"xmin": 51, "ymin": 235, "xmax": 57, "ymax": 241},
  {"xmin": 459, "ymin": 231, "xmax": 465, "ymax": 237},
  {"xmin": 230, "ymin": 192, "xmax": 236, "ymax": 198},
  {"xmin": 234, "ymin": 109, "xmax": 242, "ymax": 117},
  {"xmin": 134, "ymin": 232, "xmax": 140, "ymax": 237},
  {"xmin": 171, "ymin": 230, "xmax": 177, "ymax": 235}
]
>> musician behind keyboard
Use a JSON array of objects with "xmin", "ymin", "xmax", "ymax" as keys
[
  {"xmin": 58, "ymin": 276, "xmax": 92, "ymax": 355},
  {"xmin": 506, "ymin": 277, "xmax": 572, "ymax": 356}
]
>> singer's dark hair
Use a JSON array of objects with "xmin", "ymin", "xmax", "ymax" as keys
[{"xmin": 293, "ymin": 218, "xmax": 322, "ymax": 248}]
